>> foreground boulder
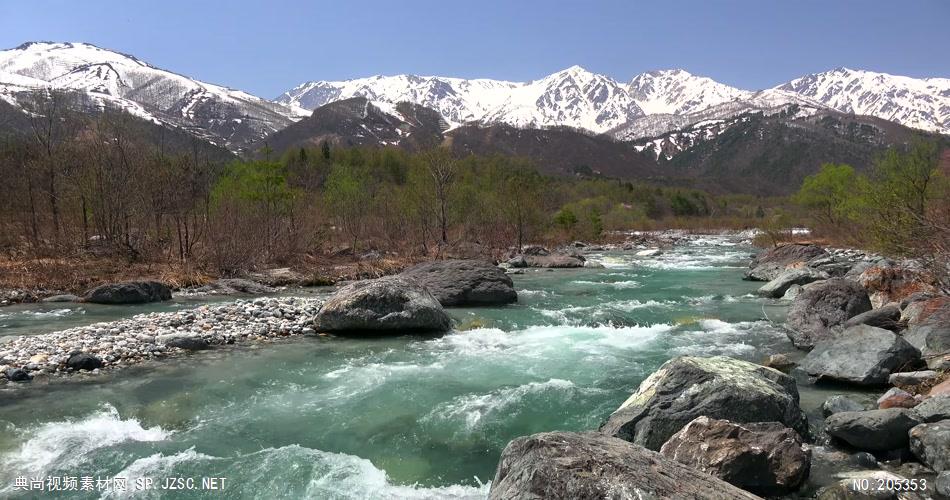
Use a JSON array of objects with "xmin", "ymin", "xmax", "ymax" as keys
[
  {"xmin": 757, "ymin": 268, "xmax": 828, "ymax": 298},
  {"xmin": 488, "ymin": 431, "xmax": 760, "ymax": 500},
  {"xmin": 785, "ymin": 278, "xmax": 873, "ymax": 349},
  {"xmin": 798, "ymin": 325, "xmax": 920, "ymax": 385},
  {"xmin": 312, "ymin": 276, "xmax": 451, "ymax": 333},
  {"xmin": 659, "ymin": 416, "xmax": 810, "ymax": 496},
  {"xmin": 824, "ymin": 409, "xmax": 921, "ymax": 451},
  {"xmin": 745, "ymin": 243, "xmax": 828, "ymax": 282},
  {"xmin": 84, "ymin": 281, "xmax": 172, "ymax": 304},
  {"xmin": 909, "ymin": 421, "xmax": 950, "ymax": 471},
  {"xmin": 400, "ymin": 260, "xmax": 517, "ymax": 307},
  {"xmin": 600, "ymin": 356, "xmax": 808, "ymax": 450},
  {"xmin": 914, "ymin": 395, "xmax": 950, "ymax": 423}
]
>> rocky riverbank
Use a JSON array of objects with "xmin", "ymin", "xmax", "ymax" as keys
[
  {"xmin": 488, "ymin": 239, "xmax": 950, "ymax": 499},
  {"xmin": 1, "ymin": 297, "xmax": 323, "ymax": 385}
]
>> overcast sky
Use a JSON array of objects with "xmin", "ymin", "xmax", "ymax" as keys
[{"xmin": 2, "ymin": 0, "xmax": 948, "ymax": 98}]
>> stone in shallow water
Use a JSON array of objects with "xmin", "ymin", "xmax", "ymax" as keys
[
  {"xmin": 84, "ymin": 281, "xmax": 172, "ymax": 304},
  {"xmin": 66, "ymin": 352, "xmax": 103, "ymax": 371},
  {"xmin": 312, "ymin": 276, "xmax": 451, "ymax": 333},
  {"xmin": 822, "ymin": 395, "xmax": 865, "ymax": 417},
  {"xmin": 600, "ymin": 355, "xmax": 808, "ymax": 450},
  {"xmin": 488, "ymin": 431, "xmax": 759, "ymax": 500},
  {"xmin": 400, "ymin": 259, "xmax": 517, "ymax": 307},
  {"xmin": 4, "ymin": 368, "xmax": 32, "ymax": 382}
]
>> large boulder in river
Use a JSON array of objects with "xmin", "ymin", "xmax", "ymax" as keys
[
  {"xmin": 824, "ymin": 408, "xmax": 921, "ymax": 451},
  {"xmin": 600, "ymin": 355, "xmax": 808, "ymax": 451},
  {"xmin": 524, "ymin": 254, "xmax": 585, "ymax": 268},
  {"xmin": 757, "ymin": 268, "xmax": 828, "ymax": 298},
  {"xmin": 488, "ymin": 431, "xmax": 759, "ymax": 500},
  {"xmin": 659, "ymin": 416, "xmax": 810, "ymax": 496},
  {"xmin": 400, "ymin": 260, "xmax": 517, "ymax": 307},
  {"xmin": 798, "ymin": 325, "xmax": 920, "ymax": 386},
  {"xmin": 312, "ymin": 276, "xmax": 451, "ymax": 333},
  {"xmin": 909, "ymin": 421, "xmax": 950, "ymax": 471},
  {"xmin": 785, "ymin": 278, "xmax": 872, "ymax": 349},
  {"xmin": 84, "ymin": 281, "xmax": 172, "ymax": 304},
  {"xmin": 745, "ymin": 243, "xmax": 828, "ymax": 281}
]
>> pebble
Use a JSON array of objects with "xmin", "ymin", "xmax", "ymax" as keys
[{"xmin": 1, "ymin": 297, "xmax": 323, "ymax": 384}]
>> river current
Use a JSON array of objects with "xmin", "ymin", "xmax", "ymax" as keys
[{"xmin": 0, "ymin": 236, "xmax": 841, "ymax": 499}]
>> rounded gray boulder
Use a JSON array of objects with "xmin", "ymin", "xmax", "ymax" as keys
[
  {"xmin": 488, "ymin": 431, "xmax": 760, "ymax": 500},
  {"xmin": 785, "ymin": 278, "xmax": 873, "ymax": 349},
  {"xmin": 313, "ymin": 276, "xmax": 452, "ymax": 333},
  {"xmin": 84, "ymin": 281, "xmax": 172, "ymax": 304},
  {"xmin": 798, "ymin": 325, "xmax": 920, "ymax": 386},
  {"xmin": 400, "ymin": 260, "xmax": 517, "ymax": 307},
  {"xmin": 600, "ymin": 355, "xmax": 809, "ymax": 451}
]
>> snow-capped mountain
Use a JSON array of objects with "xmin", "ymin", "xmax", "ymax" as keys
[
  {"xmin": 628, "ymin": 69, "xmax": 750, "ymax": 115},
  {"xmin": 278, "ymin": 65, "xmax": 644, "ymax": 134},
  {"xmin": 0, "ymin": 42, "xmax": 305, "ymax": 151},
  {"xmin": 777, "ymin": 68, "xmax": 950, "ymax": 135}
]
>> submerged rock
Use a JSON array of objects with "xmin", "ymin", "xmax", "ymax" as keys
[
  {"xmin": 488, "ymin": 431, "xmax": 759, "ymax": 500},
  {"xmin": 798, "ymin": 325, "xmax": 920, "ymax": 386},
  {"xmin": 600, "ymin": 355, "xmax": 808, "ymax": 450},
  {"xmin": 84, "ymin": 281, "xmax": 172, "ymax": 304},
  {"xmin": 824, "ymin": 409, "xmax": 921, "ymax": 451},
  {"xmin": 822, "ymin": 395, "xmax": 866, "ymax": 417},
  {"xmin": 312, "ymin": 276, "xmax": 451, "ymax": 333},
  {"xmin": 909, "ymin": 420, "xmax": 950, "ymax": 471},
  {"xmin": 785, "ymin": 278, "xmax": 873, "ymax": 349},
  {"xmin": 659, "ymin": 416, "xmax": 810, "ymax": 496},
  {"xmin": 400, "ymin": 260, "xmax": 517, "ymax": 307}
]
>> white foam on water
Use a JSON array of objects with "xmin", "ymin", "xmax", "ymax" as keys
[
  {"xmin": 424, "ymin": 379, "xmax": 582, "ymax": 431},
  {"xmin": 516, "ymin": 289, "xmax": 553, "ymax": 298},
  {"xmin": 571, "ymin": 280, "xmax": 640, "ymax": 289},
  {"xmin": 670, "ymin": 319, "xmax": 787, "ymax": 357},
  {"xmin": 104, "ymin": 445, "xmax": 489, "ymax": 500},
  {"xmin": 0, "ymin": 404, "xmax": 170, "ymax": 484}
]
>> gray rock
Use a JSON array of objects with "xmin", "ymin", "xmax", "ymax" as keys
[
  {"xmin": 902, "ymin": 297, "xmax": 950, "ymax": 369},
  {"xmin": 914, "ymin": 396, "xmax": 950, "ymax": 423},
  {"xmin": 888, "ymin": 370, "xmax": 939, "ymax": 387},
  {"xmin": 782, "ymin": 284, "xmax": 803, "ymax": 300},
  {"xmin": 4, "ymin": 368, "xmax": 32, "ymax": 382},
  {"xmin": 900, "ymin": 292, "xmax": 938, "ymax": 310},
  {"xmin": 84, "ymin": 281, "xmax": 172, "ymax": 304},
  {"xmin": 824, "ymin": 409, "xmax": 921, "ymax": 451},
  {"xmin": 66, "ymin": 352, "xmax": 104, "ymax": 371},
  {"xmin": 41, "ymin": 294, "xmax": 80, "ymax": 303},
  {"xmin": 600, "ymin": 355, "xmax": 808, "ymax": 451},
  {"xmin": 521, "ymin": 245, "xmax": 549, "ymax": 256},
  {"xmin": 521, "ymin": 254, "xmax": 585, "ymax": 268},
  {"xmin": 157, "ymin": 333, "xmax": 210, "ymax": 351},
  {"xmin": 937, "ymin": 471, "xmax": 950, "ymax": 497},
  {"xmin": 763, "ymin": 353, "xmax": 795, "ymax": 371},
  {"xmin": 816, "ymin": 471, "xmax": 910, "ymax": 500},
  {"xmin": 822, "ymin": 395, "xmax": 866, "ymax": 417},
  {"xmin": 909, "ymin": 420, "xmax": 950, "ymax": 471},
  {"xmin": 488, "ymin": 431, "xmax": 759, "ymax": 500},
  {"xmin": 843, "ymin": 304, "xmax": 902, "ymax": 332},
  {"xmin": 659, "ymin": 416, "xmax": 810, "ymax": 496},
  {"xmin": 400, "ymin": 260, "xmax": 517, "ymax": 307},
  {"xmin": 757, "ymin": 268, "xmax": 829, "ymax": 298},
  {"xmin": 785, "ymin": 278, "xmax": 873, "ymax": 349},
  {"xmin": 215, "ymin": 279, "xmax": 276, "ymax": 295},
  {"xmin": 745, "ymin": 243, "xmax": 829, "ymax": 281},
  {"xmin": 798, "ymin": 325, "xmax": 920, "ymax": 385},
  {"xmin": 313, "ymin": 276, "xmax": 451, "ymax": 333}
]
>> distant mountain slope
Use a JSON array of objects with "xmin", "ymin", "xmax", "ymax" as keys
[
  {"xmin": 777, "ymin": 68, "xmax": 950, "ymax": 135},
  {"xmin": 0, "ymin": 42, "xmax": 304, "ymax": 152},
  {"xmin": 259, "ymin": 97, "xmax": 446, "ymax": 154},
  {"xmin": 628, "ymin": 69, "xmax": 750, "ymax": 115}
]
